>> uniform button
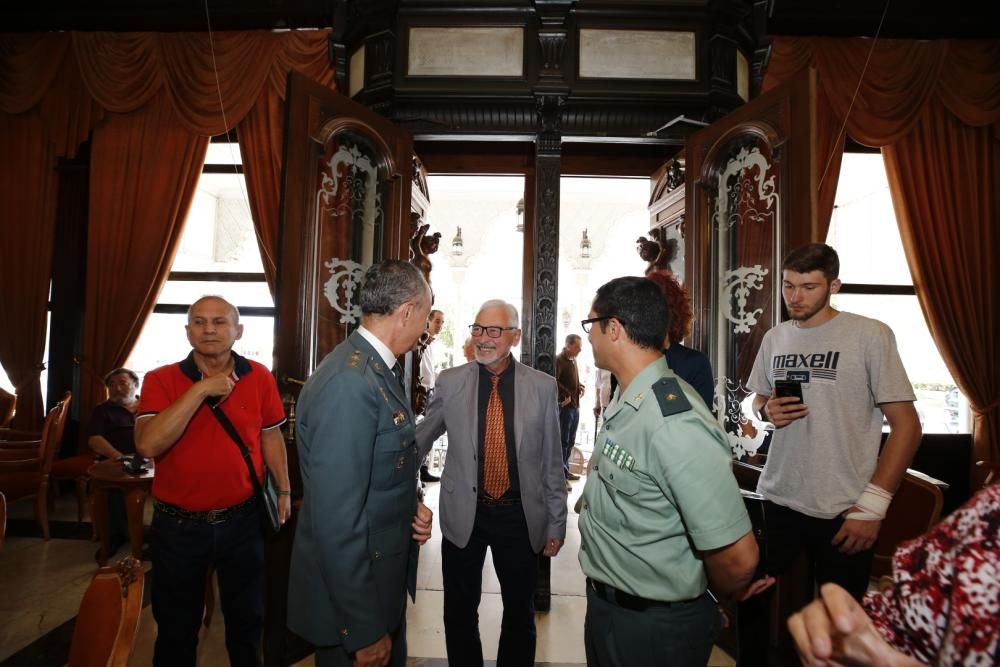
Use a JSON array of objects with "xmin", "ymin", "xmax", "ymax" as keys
[
  {"xmin": 472, "ymin": 486, "xmax": 477, "ymax": 493},
  {"xmin": 609, "ymin": 473, "xmax": 614, "ymax": 480},
  {"xmin": 341, "ymin": 628, "xmax": 349, "ymax": 637},
  {"xmin": 374, "ymin": 551, "xmax": 382, "ymax": 560},
  {"xmin": 584, "ymin": 503, "xmax": 588, "ymax": 510},
  {"xmin": 594, "ymin": 465, "xmax": 599, "ymax": 471}
]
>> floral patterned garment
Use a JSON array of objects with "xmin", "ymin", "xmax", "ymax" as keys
[{"xmin": 864, "ymin": 484, "xmax": 1000, "ymax": 666}]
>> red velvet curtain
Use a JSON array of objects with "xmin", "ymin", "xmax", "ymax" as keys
[
  {"xmin": 764, "ymin": 38, "xmax": 1000, "ymax": 469},
  {"xmin": 0, "ymin": 115, "xmax": 58, "ymax": 428},
  {"xmin": 884, "ymin": 102, "xmax": 999, "ymax": 477},
  {"xmin": 80, "ymin": 92, "xmax": 210, "ymax": 428},
  {"xmin": 0, "ymin": 30, "xmax": 335, "ymax": 430}
]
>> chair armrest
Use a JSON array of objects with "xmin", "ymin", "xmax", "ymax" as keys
[
  {"xmin": 0, "ymin": 457, "xmax": 41, "ymax": 471},
  {"xmin": 0, "ymin": 439, "xmax": 43, "ymax": 450},
  {"xmin": 0, "ymin": 429, "xmax": 42, "ymax": 441}
]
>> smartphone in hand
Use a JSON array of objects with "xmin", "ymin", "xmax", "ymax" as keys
[{"xmin": 774, "ymin": 379, "xmax": 804, "ymax": 403}]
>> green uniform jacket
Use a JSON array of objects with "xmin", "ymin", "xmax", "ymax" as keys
[
  {"xmin": 579, "ymin": 356, "xmax": 750, "ymax": 602},
  {"xmin": 288, "ymin": 331, "xmax": 419, "ymax": 652}
]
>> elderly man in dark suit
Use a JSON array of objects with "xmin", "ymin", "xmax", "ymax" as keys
[
  {"xmin": 288, "ymin": 260, "xmax": 434, "ymax": 667},
  {"xmin": 416, "ymin": 299, "xmax": 567, "ymax": 667}
]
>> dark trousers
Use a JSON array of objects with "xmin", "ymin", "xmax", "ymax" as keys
[
  {"xmin": 314, "ymin": 615, "xmax": 407, "ymax": 667},
  {"xmin": 737, "ymin": 500, "xmax": 875, "ymax": 666},
  {"xmin": 442, "ymin": 502, "xmax": 539, "ymax": 667},
  {"xmin": 559, "ymin": 404, "xmax": 580, "ymax": 476},
  {"xmin": 584, "ymin": 587, "xmax": 719, "ymax": 667},
  {"xmin": 151, "ymin": 503, "xmax": 265, "ymax": 667}
]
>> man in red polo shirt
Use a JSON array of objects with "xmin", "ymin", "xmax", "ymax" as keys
[{"xmin": 136, "ymin": 295, "xmax": 290, "ymax": 667}]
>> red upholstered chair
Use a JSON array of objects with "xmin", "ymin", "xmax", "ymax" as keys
[
  {"xmin": 871, "ymin": 470, "xmax": 944, "ymax": 579},
  {"xmin": 67, "ymin": 556, "xmax": 145, "ymax": 667},
  {"xmin": 0, "ymin": 392, "xmax": 72, "ymax": 540}
]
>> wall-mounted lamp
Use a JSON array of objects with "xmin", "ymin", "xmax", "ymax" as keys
[
  {"xmin": 451, "ymin": 226, "xmax": 464, "ymax": 256},
  {"xmin": 580, "ymin": 229, "xmax": 592, "ymax": 259},
  {"xmin": 515, "ymin": 197, "xmax": 525, "ymax": 233}
]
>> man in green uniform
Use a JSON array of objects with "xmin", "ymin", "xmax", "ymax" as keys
[{"xmin": 578, "ymin": 276, "xmax": 758, "ymax": 667}]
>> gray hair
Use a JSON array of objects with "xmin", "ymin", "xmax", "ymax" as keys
[
  {"xmin": 188, "ymin": 295, "xmax": 240, "ymax": 324},
  {"xmin": 360, "ymin": 260, "xmax": 429, "ymax": 315},
  {"xmin": 565, "ymin": 334, "xmax": 581, "ymax": 345},
  {"xmin": 477, "ymin": 299, "xmax": 519, "ymax": 328}
]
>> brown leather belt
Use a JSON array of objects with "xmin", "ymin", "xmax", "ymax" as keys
[{"xmin": 586, "ymin": 577, "xmax": 700, "ymax": 611}]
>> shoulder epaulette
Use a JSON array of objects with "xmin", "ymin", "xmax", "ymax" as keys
[
  {"xmin": 653, "ymin": 377, "xmax": 692, "ymax": 417},
  {"xmin": 346, "ymin": 348, "xmax": 371, "ymax": 373}
]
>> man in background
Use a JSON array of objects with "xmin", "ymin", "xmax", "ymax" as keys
[
  {"xmin": 555, "ymin": 334, "xmax": 584, "ymax": 484},
  {"xmin": 87, "ymin": 367, "xmax": 140, "ymax": 556},
  {"xmin": 417, "ymin": 309, "xmax": 445, "ymax": 482}
]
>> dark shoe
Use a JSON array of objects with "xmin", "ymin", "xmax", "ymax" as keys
[
  {"xmin": 420, "ymin": 466, "xmax": 440, "ymax": 483},
  {"xmin": 566, "ymin": 472, "xmax": 581, "ymax": 480}
]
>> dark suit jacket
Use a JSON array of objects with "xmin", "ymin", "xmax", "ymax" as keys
[{"xmin": 287, "ymin": 331, "xmax": 419, "ymax": 652}]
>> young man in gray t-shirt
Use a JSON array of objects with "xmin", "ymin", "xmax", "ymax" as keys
[{"xmin": 738, "ymin": 243, "xmax": 922, "ymax": 662}]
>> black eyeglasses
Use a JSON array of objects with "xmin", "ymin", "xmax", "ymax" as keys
[
  {"xmin": 581, "ymin": 316, "xmax": 614, "ymax": 333},
  {"xmin": 469, "ymin": 324, "xmax": 519, "ymax": 338}
]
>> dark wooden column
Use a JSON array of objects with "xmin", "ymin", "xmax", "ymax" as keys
[
  {"xmin": 50, "ymin": 143, "xmax": 90, "ymax": 455},
  {"xmin": 528, "ymin": 122, "xmax": 562, "ymax": 376}
]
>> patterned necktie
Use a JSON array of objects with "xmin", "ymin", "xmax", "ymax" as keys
[
  {"xmin": 483, "ymin": 374, "xmax": 510, "ymax": 499},
  {"xmin": 392, "ymin": 362, "xmax": 405, "ymax": 391}
]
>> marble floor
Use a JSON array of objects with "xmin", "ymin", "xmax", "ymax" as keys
[{"xmin": 0, "ymin": 478, "xmax": 735, "ymax": 666}]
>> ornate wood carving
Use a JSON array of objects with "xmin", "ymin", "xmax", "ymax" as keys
[{"xmin": 530, "ymin": 96, "xmax": 562, "ymax": 374}]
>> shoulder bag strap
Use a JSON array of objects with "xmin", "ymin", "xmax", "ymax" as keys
[{"xmin": 209, "ymin": 402, "xmax": 266, "ymax": 498}]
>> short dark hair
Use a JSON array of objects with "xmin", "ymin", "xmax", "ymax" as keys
[
  {"xmin": 565, "ymin": 334, "xmax": 581, "ymax": 346},
  {"xmin": 104, "ymin": 368, "xmax": 139, "ymax": 386},
  {"xmin": 359, "ymin": 260, "xmax": 429, "ymax": 315},
  {"xmin": 782, "ymin": 243, "xmax": 840, "ymax": 281},
  {"xmin": 429, "ymin": 309, "xmax": 443, "ymax": 319},
  {"xmin": 646, "ymin": 272, "xmax": 693, "ymax": 344},
  {"xmin": 592, "ymin": 277, "xmax": 670, "ymax": 350}
]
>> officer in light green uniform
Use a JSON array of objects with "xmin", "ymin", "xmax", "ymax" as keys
[{"xmin": 578, "ymin": 276, "xmax": 757, "ymax": 667}]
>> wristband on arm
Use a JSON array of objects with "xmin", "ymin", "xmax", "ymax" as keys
[{"xmin": 845, "ymin": 483, "xmax": 893, "ymax": 521}]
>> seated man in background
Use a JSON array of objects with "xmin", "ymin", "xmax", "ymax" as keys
[
  {"xmin": 88, "ymin": 368, "xmax": 139, "ymax": 460},
  {"xmin": 87, "ymin": 367, "xmax": 140, "ymax": 555}
]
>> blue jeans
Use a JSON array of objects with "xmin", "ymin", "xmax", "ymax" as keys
[
  {"xmin": 151, "ymin": 502, "xmax": 265, "ymax": 667},
  {"xmin": 559, "ymin": 404, "xmax": 580, "ymax": 476},
  {"xmin": 585, "ymin": 587, "xmax": 719, "ymax": 667}
]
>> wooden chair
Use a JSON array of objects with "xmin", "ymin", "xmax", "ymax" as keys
[
  {"xmin": 67, "ymin": 556, "xmax": 144, "ymax": 667},
  {"xmin": 51, "ymin": 451, "xmax": 97, "ymax": 524},
  {"xmin": 871, "ymin": 470, "xmax": 944, "ymax": 579},
  {"xmin": 0, "ymin": 491, "xmax": 6, "ymax": 549},
  {"xmin": 0, "ymin": 392, "xmax": 72, "ymax": 540},
  {"xmin": 0, "ymin": 388, "xmax": 15, "ymax": 428}
]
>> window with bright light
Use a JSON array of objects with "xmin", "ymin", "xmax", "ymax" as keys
[
  {"xmin": 827, "ymin": 153, "xmax": 970, "ymax": 434},
  {"xmin": 125, "ymin": 140, "xmax": 274, "ymax": 382}
]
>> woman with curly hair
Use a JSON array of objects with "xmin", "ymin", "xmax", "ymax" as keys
[{"xmin": 645, "ymin": 271, "xmax": 715, "ymax": 409}]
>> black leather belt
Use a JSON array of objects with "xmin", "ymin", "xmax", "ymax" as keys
[
  {"xmin": 478, "ymin": 495, "xmax": 521, "ymax": 507},
  {"xmin": 586, "ymin": 577, "xmax": 699, "ymax": 611},
  {"xmin": 154, "ymin": 496, "xmax": 256, "ymax": 525}
]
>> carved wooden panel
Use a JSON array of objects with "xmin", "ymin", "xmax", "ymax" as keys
[
  {"xmin": 685, "ymin": 67, "xmax": 817, "ymax": 458},
  {"xmin": 275, "ymin": 71, "xmax": 415, "ymax": 396}
]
